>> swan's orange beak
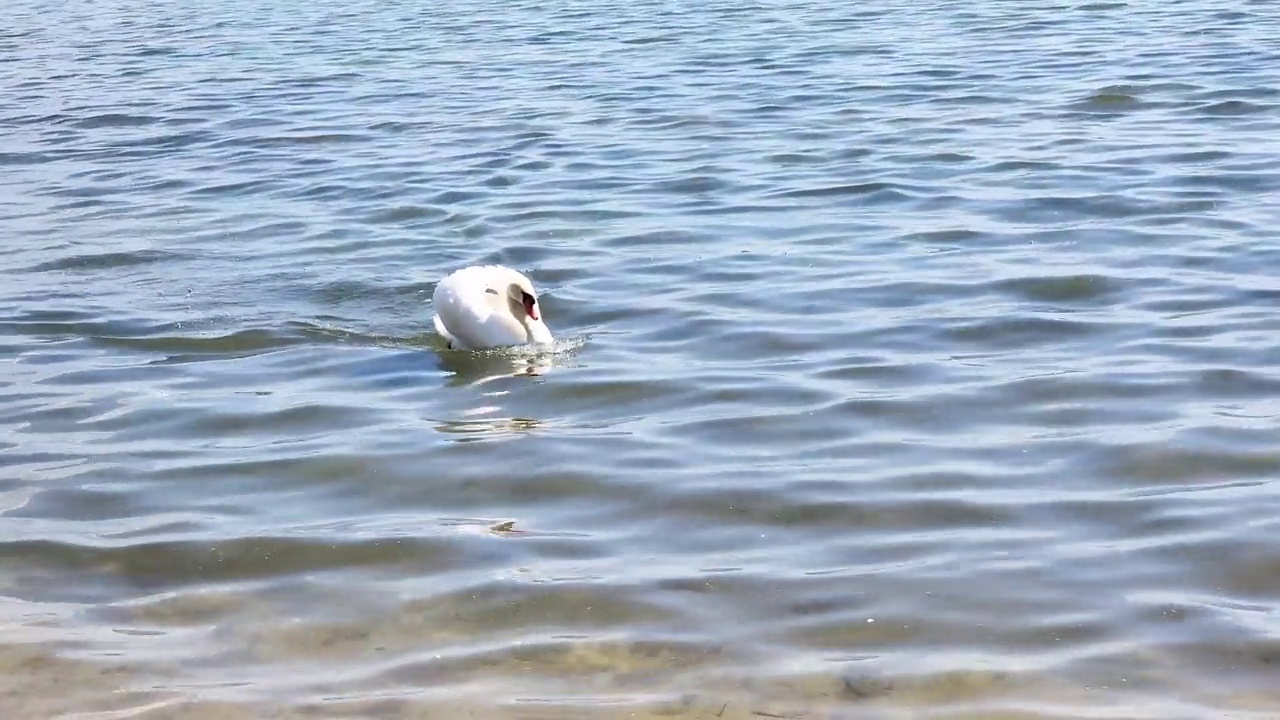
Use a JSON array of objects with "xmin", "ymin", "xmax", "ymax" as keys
[{"xmin": 524, "ymin": 297, "xmax": 539, "ymax": 320}]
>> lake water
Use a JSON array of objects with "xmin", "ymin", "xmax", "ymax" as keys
[{"xmin": 3, "ymin": 0, "xmax": 1280, "ymax": 717}]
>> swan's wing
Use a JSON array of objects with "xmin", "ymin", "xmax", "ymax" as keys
[
  {"xmin": 432, "ymin": 272, "xmax": 492, "ymax": 350},
  {"xmin": 432, "ymin": 313, "xmax": 459, "ymax": 349},
  {"xmin": 431, "ymin": 267, "xmax": 526, "ymax": 350}
]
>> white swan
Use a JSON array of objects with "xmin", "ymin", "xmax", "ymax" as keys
[{"xmin": 431, "ymin": 265, "xmax": 554, "ymax": 350}]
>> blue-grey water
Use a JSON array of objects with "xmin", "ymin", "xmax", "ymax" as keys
[{"xmin": 4, "ymin": 0, "xmax": 1280, "ymax": 717}]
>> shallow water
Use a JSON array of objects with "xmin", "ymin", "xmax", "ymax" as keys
[{"xmin": 3, "ymin": 0, "xmax": 1280, "ymax": 717}]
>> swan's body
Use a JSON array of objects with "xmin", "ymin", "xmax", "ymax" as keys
[{"xmin": 431, "ymin": 265, "xmax": 554, "ymax": 350}]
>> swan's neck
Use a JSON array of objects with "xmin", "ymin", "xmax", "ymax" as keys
[
  {"xmin": 500, "ymin": 292, "xmax": 550, "ymax": 345},
  {"xmin": 524, "ymin": 317, "xmax": 553, "ymax": 345},
  {"xmin": 504, "ymin": 296, "xmax": 531, "ymax": 340}
]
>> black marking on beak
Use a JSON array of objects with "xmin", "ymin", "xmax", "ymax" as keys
[{"xmin": 520, "ymin": 290, "xmax": 538, "ymax": 320}]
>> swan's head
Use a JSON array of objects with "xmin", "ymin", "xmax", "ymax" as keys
[
  {"xmin": 504, "ymin": 275, "xmax": 543, "ymax": 322},
  {"xmin": 489, "ymin": 266, "xmax": 553, "ymax": 345}
]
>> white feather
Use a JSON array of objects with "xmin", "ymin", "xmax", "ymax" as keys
[{"xmin": 431, "ymin": 265, "xmax": 554, "ymax": 350}]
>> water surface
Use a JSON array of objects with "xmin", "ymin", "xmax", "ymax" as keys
[{"xmin": 3, "ymin": 0, "xmax": 1280, "ymax": 717}]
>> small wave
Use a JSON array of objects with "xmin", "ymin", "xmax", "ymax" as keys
[{"xmin": 23, "ymin": 249, "xmax": 180, "ymax": 273}]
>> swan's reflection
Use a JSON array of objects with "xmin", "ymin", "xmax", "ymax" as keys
[
  {"xmin": 432, "ymin": 350, "xmax": 550, "ymax": 441},
  {"xmin": 435, "ymin": 335, "xmax": 583, "ymax": 388},
  {"xmin": 437, "ymin": 347, "xmax": 554, "ymax": 387},
  {"xmin": 429, "ymin": 337, "xmax": 583, "ymax": 441},
  {"xmin": 432, "ymin": 414, "xmax": 544, "ymax": 442}
]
